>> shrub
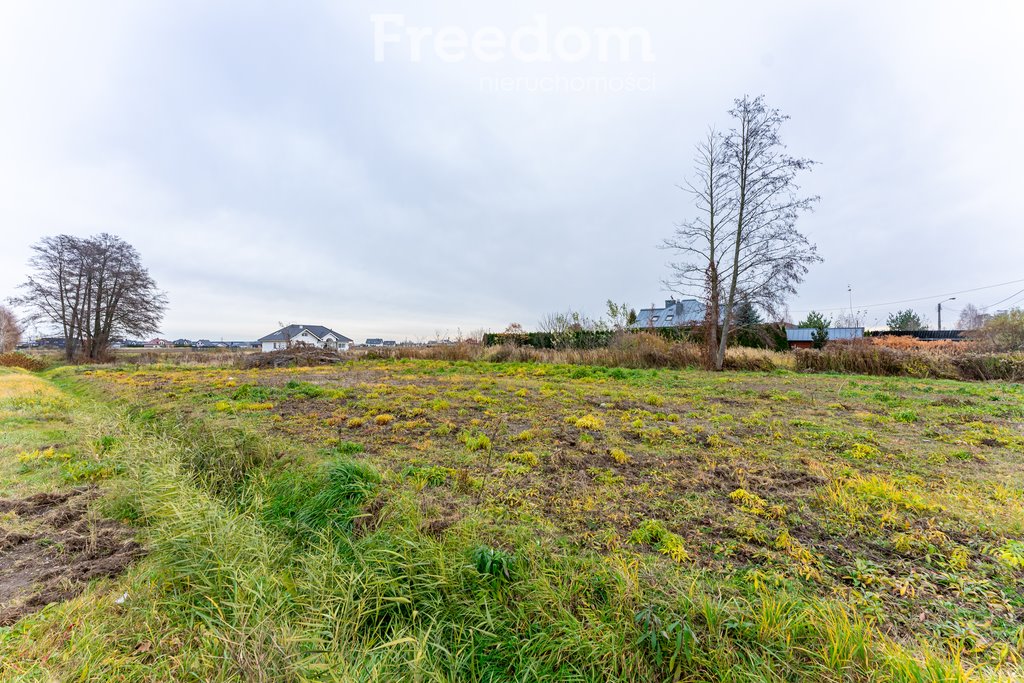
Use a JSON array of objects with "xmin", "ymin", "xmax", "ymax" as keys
[
  {"xmin": 0, "ymin": 352, "xmax": 49, "ymax": 371},
  {"xmin": 973, "ymin": 309, "xmax": 1024, "ymax": 351},
  {"xmin": 794, "ymin": 342, "xmax": 954, "ymax": 378},
  {"xmin": 953, "ymin": 353, "xmax": 1024, "ymax": 382},
  {"xmin": 796, "ymin": 339, "xmax": 1024, "ymax": 382}
]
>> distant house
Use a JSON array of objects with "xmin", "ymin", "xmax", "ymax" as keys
[
  {"xmin": 172, "ymin": 338, "xmax": 192, "ymax": 347},
  {"xmin": 632, "ymin": 299, "xmax": 707, "ymax": 329},
  {"xmin": 257, "ymin": 324, "xmax": 353, "ymax": 353},
  {"xmin": 382, "ymin": 340, "xmax": 397, "ymax": 347},
  {"xmin": 786, "ymin": 327, "xmax": 864, "ymax": 349},
  {"xmin": 34, "ymin": 336, "xmax": 67, "ymax": 349},
  {"xmin": 365, "ymin": 338, "xmax": 384, "ymax": 347},
  {"xmin": 144, "ymin": 338, "xmax": 172, "ymax": 348}
]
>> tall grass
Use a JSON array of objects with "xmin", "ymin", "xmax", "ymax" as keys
[
  {"xmin": 361, "ymin": 334, "xmax": 793, "ymax": 372},
  {"xmin": 795, "ymin": 340, "xmax": 1024, "ymax": 381}
]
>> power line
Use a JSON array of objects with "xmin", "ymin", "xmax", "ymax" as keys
[
  {"xmin": 982, "ymin": 286, "xmax": 1024, "ymax": 311},
  {"xmin": 789, "ymin": 276, "xmax": 1024, "ymax": 315}
]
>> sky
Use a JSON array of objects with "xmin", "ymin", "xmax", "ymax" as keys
[{"xmin": 1, "ymin": 1, "xmax": 1022, "ymax": 341}]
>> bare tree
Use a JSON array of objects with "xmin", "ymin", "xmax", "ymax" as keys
[
  {"xmin": 0, "ymin": 305, "xmax": 22, "ymax": 352},
  {"xmin": 665, "ymin": 95, "xmax": 821, "ymax": 370},
  {"xmin": 11, "ymin": 234, "xmax": 167, "ymax": 362},
  {"xmin": 834, "ymin": 309, "xmax": 868, "ymax": 328},
  {"xmin": 957, "ymin": 303, "xmax": 988, "ymax": 330},
  {"xmin": 663, "ymin": 129, "xmax": 734, "ymax": 365}
]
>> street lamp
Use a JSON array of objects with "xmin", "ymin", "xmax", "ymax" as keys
[{"xmin": 937, "ymin": 297, "xmax": 956, "ymax": 331}]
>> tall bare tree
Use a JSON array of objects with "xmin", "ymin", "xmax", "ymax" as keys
[
  {"xmin": 11, "ymin": 234, "xmax": 167, "ymax": 362},
  {"xmin": 665, "ymin": 95, "xmax": 821, "ymax": 370},
  {"xmin": 957, "ymin": 303, "xmax": 987, "ymax": 330},
  {"xmin": 0, "ymin": 305, "xmax": 22, "ymax": 352}
]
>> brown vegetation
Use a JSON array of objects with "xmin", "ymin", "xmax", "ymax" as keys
[
  {"xmin": 359, "ymin": 333, "xmax": 790, "ymax": 372},
  {"xmin": 0, "ymin": 353, "xmax": 49, "ymax": 372},
  {"xmin": 796, "ymin": 338, "xmax": 1024, "ymax": 381}
]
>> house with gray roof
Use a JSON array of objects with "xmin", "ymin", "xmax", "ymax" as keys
[
  {"xmin": 631, "ymin": 299, "xmax": 707, "ymax": 329},
  {"xmin": 257, "ymin": 324, "xmax": 353, "ymax": 353}
]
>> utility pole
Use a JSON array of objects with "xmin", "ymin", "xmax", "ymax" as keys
[{"xmin": 937, "ymin": 297, "xmax": 956, "ymax": 331}]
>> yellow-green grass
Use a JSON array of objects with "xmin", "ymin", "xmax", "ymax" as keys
[{"xmin": 1, "ymin": 361, "xmax": 1022, "ymax": 681}]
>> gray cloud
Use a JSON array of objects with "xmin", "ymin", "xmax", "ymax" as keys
[{"xmin": 1, "ymin": 1, "xmax": 1022, "ymax": 340}]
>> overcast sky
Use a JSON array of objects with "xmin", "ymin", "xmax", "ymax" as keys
[{"xmin": 2, "ymin": 2, "xmax": 1022, "ymax": 341}]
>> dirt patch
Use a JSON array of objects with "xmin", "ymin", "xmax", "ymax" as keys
[
  {"xmin": 241, "ymin": 348, "xmax": 348, "ymax": 369},
  {"xmin": 0, "ymin": 487, "xmax": 142, "ymax": 626},
  {"xmin": 351, "ymin": 493, "xmax": 390, "ymax": 537}
]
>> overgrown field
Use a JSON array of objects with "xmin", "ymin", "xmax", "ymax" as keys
[{"xmin": 2, "ymin": 360, "xmax": 1024, "ymax": 681}]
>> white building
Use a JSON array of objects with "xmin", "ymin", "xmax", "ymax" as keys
[{"xmin": 257, "ymin": 324, "xmax": 353, "ymax": 353}]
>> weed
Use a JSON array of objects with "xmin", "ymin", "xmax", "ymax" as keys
[
  {"xmin": 460, "ymin": 430, "xmax": 491, "ymax": 451},
  {"xmin": 729, "ymin": 488, "xmax": 784, "ymax": 519},
  {"xmin": 587, "ymin": 467, "xmax": 624, "ymax": 486},
  {"xmin": 609, "ymin": 447, "xmax": 631, "ymax": 465},
  {"xmin": 574, "ymin": 414, "xmax": 606, "ymax": 430},
  {"xmin": 331, "ymin": 441, "xmax": 364, "ymax": 455},
  {"xmin": 471, "ymin": 545, "xmax": 516, "ymax": 582},
  {"xmin": 628, "ymin": 519, "xmax": 691, "ymax": 563},
  {"xmin": 846, "ymin": 443, "xmax": 881, "ymax": 460},
  {"xmin": 505, "ymin": 450, "xmax": 539, "ymax": 467}
]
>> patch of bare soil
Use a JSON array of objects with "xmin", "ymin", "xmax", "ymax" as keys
[
  {"xmin": 0, "ymin": 487, "xmax": 141, "ymax": 626},
  {"xmin": 242, "ymin": 348, "xmax": 347, "ymax": 369}
]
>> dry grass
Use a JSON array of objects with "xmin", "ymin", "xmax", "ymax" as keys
[
  {"xmin": 797, "ymin": 340, "xmax": 1024, "ymax": 381},
  {"xmin": 0, "ymin": 368, "xmax": 63, "ymax": 400},
  {"xmin": 0, "ymin": 352, "xmax": 50, "ymax": 371},
  {"xmin": 359, "ymin": 334, "xmax": 792, "ymax": 372}
]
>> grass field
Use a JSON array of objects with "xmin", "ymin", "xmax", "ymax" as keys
[{"xmin": 1, "ymin": 360, "xmax": 1023, "ymax": 681}]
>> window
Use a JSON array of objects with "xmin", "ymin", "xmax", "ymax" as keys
[
  {"xmin": 651, "ymin": 315, "xmax": 659, "ymax": 322},
  {"xmin": 665, "ymin": 315, "xmax": 674, "ymax": 322}
]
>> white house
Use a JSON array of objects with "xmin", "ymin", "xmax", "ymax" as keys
[{"xmin": 257, "ymin": 324, "xmax": 353, "ymax": 353}]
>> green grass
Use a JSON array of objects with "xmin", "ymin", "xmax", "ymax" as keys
[{"xmin": 1, "ymin": 361, "xmax": 1023, "ymax": 680}]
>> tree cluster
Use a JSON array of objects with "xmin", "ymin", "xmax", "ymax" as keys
[
  {"xmin": 973, "ymin": 308, "xmax": 1024, "ymax": 351},
  {"xmin": 12, "ymin": 234, "xmax": 167, "ymax": 361}
]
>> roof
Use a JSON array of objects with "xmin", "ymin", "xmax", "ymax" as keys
[
  {"xmin": 631, "ymin": 299, "xmax": 707, "ymax": 329},
  {"xmin": 786, "ymin": 327, "xmax": 864, "ymax": 342},
  {"xmin": 258, "ymin": 324, "xmax": 353, "ymax": 344}
]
